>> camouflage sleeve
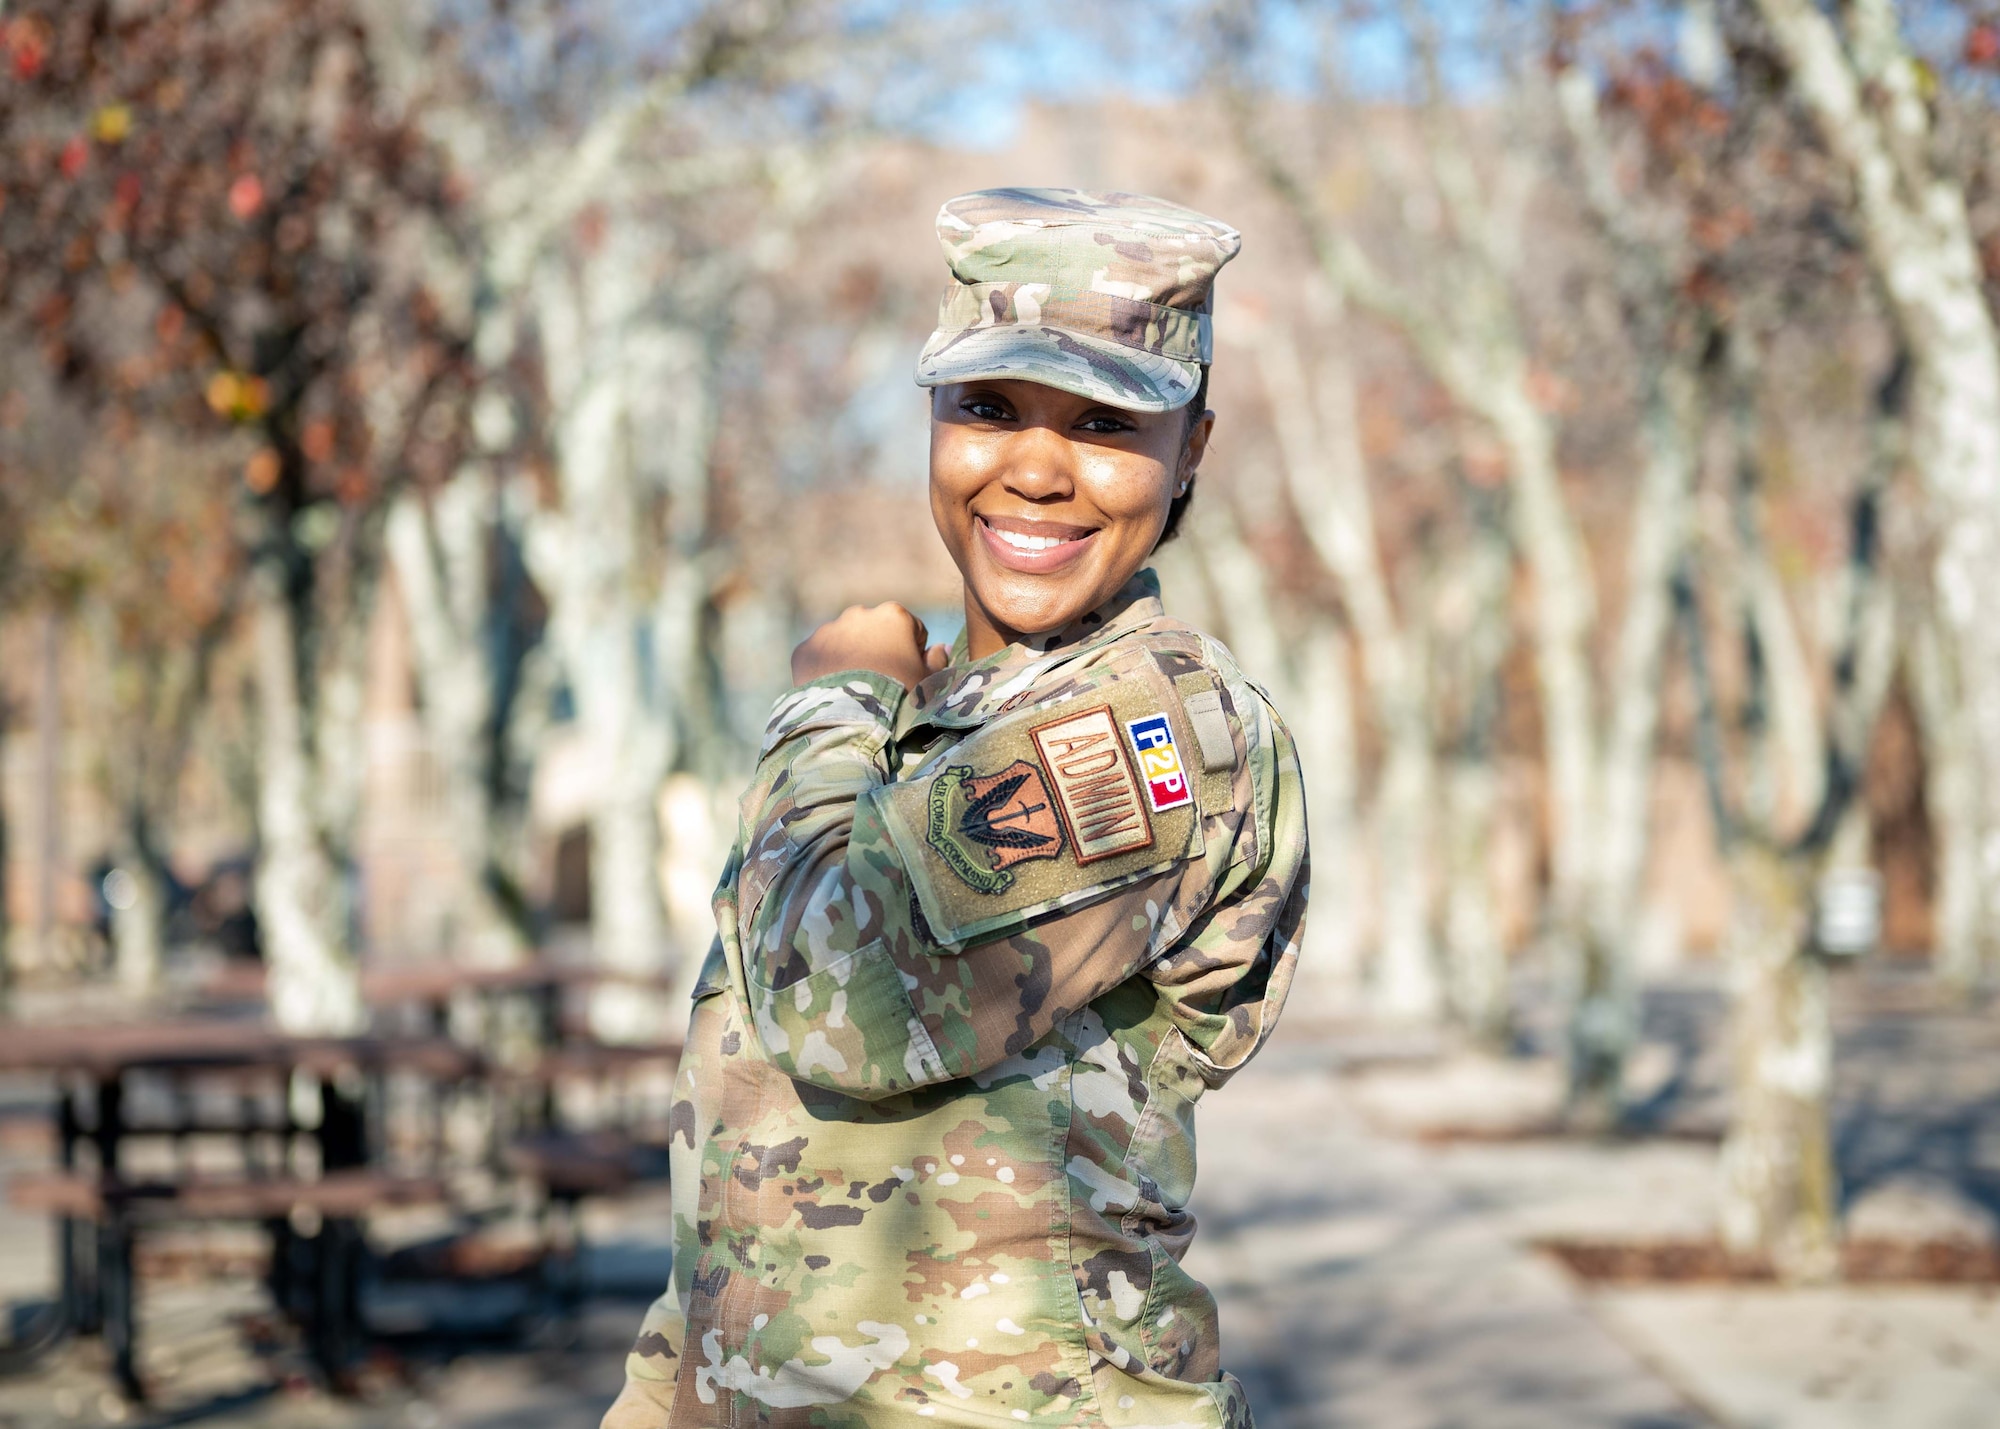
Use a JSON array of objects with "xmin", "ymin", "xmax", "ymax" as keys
[
  {"xmin": 1145, "ymin": 673, "xmax": 1311, "ymax": 1078},
  {"xmin": 735, "ymin": 649, "xmax": 1269, "ymax": 1101}
]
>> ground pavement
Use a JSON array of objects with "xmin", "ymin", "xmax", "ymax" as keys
[{"xmin": 1183, "ymin": 1033, "xmax": 1707, "ymax": 1429}]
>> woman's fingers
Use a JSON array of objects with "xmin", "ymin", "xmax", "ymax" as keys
[{"xmin": 927, "ymin": 643, "xmax": 950, "ymax": 672}]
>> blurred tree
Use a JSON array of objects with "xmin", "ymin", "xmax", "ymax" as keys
[
  {"xmin": 1674, "ymin": 338, "xmax": 1903, "ymax": 1280},
  {"xmin": 1572, "ymin": 0, "xmax": 2000, "ymax": 1274},
  {"xmin": 1428, "ymin": 480, "xmax": 1515, "ymax": 1046},
  {"xmin": 384, "ymin": 469, "xmax": 541, "ymax": 966},
  {"xmin": 0, "ymin": 360, "xmax": 241, "ymax": 993},
  {"xmin": 1236, "ymin": 297, "xmax": 1447, "ymax": 1024},
  {"xmin": 1220, "ymin": 1, "xmax": 1689, "ymax": 1115},
  {"xmin": 1749, "ymin": 0, "xmax": 2000, "ymax": 992},
  {"xmin": 0, "ymin": 0, "xmax": 472, "ymax": 1029},
  {"xmin": 1182, "ymin": 489, "xmax": 1362, "ymax": 1014},
  {"xmin": 366, "ymin": 0, "xmax": 922, "ymax": 1024},
  {"xmin": 352, "ymin": 1, "xmax": 808, "ymax": 982}
]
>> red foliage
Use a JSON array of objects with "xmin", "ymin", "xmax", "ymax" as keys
[
  {"xmin": 0, "ymin": 0, "xmax": 472, "ymax": 543},
  {"xmin": 226, "ymin": 173, "xmax": 263, "ymax": 221},
  {"xmin": 1965, "ymin": 22, "xmax": 2000, "ymax": 69},
  {"xmin": 5, "ymin": 18, "xmax": 50, "ymax": 80}
]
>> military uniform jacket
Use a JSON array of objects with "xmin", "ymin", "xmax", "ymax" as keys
[{"xmin": 604, "ymin": 571, "xmax": 1310, "ymax": 1428}]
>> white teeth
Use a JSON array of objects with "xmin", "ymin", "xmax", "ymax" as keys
[{"xmin": 995, "ymin": 528, "xmax": 1067, "ymax": 552}]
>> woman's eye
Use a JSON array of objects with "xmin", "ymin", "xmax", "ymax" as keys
[
  {"xmin": 963, "ymin": 399, "xmax": 1011, "ymax": 421},
  {"xmin": 1077, "ymin": 415, "xmax": 1134, "ymax": 435}
]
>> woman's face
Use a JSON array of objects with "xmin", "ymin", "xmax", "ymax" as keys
[{"xmin": 929, "ymin": 379, "xmax": 1212, "ymax": 658}]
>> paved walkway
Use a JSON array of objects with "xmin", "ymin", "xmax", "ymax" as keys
[
  {"xmin": 1184, "ymin": 1035, "xmax": 1708, "ymax": 1429},
  {"xmin": 1595, "ymin": 1287, "xmax": 2000, "ymax": 1429}
]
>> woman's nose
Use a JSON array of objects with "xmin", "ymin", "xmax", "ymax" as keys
[{"xmin": 998, "ymin": 423, "xmax": 1078, "ymax": 500}]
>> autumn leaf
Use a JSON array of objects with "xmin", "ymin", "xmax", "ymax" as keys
[
  {"xmin": 6, "ymin": 19, "xmax": 49, "ymax": 80},
  {"xmin": 228, "ymin": 174, "xmax": 265, "ymax": 220},
  {"xmin": 244, "ymin": 448, "xmax": 282, "ymax": 494},
  {"xmin": 1967, "ymin": 24, "xmax": 2000, "ymax": 69},
  {"xmin": 93, "ymin": 106, "xmax": 133, "ymax": 144},
  {"xmin": 301, "ymin": 418, "xmax": 336, "ymax": 464},
  {"xmin": 205, "ymin": 371, "xmax": 270, "ymax": 422}
]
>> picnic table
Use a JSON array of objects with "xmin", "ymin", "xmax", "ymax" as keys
[
  {"xmin": 202, "ymin": 956, "xmax": 684, "ymax": 1051},
  {"xmin": 0, "ymin": 1019, "xmax": 480, "ymax": 1398},
  {"xmin": 204, "ymin": 957, "xmax": 686, "ymax": 1148},
  {"xmin": 1, "ymin": 959, "xmax": 686, "ymax": 1402}
]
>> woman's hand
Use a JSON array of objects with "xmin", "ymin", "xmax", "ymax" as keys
[{"xmin": 791, "ymin": 603, "xmax": 950, "ymax": 692}]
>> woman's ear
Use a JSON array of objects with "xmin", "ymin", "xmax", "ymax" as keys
[{"xmin": 1178, "ymin": 409, "xmax": 1216, "ymax": 495}]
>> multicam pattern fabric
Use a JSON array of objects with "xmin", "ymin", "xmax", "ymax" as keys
[
  {"xmin": 915, "ymin": 188, "xmax": 1243, "ymax": 414},
  {"xmin": 602, "ymin": 571, "xmax": 1310, "ymax": 1428}
]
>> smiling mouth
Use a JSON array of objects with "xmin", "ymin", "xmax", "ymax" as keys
[{"xmin": 976, "ymin": 514, "xmax": 1099, "ymax": 572}]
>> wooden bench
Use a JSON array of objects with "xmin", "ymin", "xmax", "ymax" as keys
[
  {"xmin": 509, "ymin": 1040, "xmax": 682, "ymax": 1082},
  {"xmin": 7, "ymin": 1168, "xmax": 456, "ymax": 1398},
  {"xmin": 504, "ymin": 1131, "xmax": 668, "ymax": 1197},
  {"xmin": 8, "ymin": 1168, "xmax": 452, "ymax": 1221}
]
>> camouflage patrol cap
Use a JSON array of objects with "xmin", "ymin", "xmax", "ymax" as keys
[{"xmin": 915, "ymin": 187, "xmax": 1242, "ymax": 413}]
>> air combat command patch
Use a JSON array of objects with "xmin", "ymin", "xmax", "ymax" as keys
[{"xmin": 924, "ymin": 759, "xmax": 1066, "ymax": 894}]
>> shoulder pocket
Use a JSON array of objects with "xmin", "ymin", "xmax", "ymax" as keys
[{"xmin": 871, "ymin": 653, "xmax": 1205, "ymax": 948}]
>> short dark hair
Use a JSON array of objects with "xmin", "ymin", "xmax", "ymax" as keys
[{"xmin": 1157, "ymin": 366, "xmax": 1210, "ymax": 546}]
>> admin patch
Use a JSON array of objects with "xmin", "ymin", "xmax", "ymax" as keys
[
  {"xmin": 1030, "ymin": 705, "xmax": 1154, "ymax": 863},
  {"xmin": 873, "ymin": 659, "xmax": 1204, "ymax": 947}
]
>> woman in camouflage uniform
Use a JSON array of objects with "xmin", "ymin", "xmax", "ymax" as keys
[{"xmin": 604, "ymin": 188, "xmax": 1310, "ymax": 1428}]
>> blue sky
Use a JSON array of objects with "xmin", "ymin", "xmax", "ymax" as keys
[
  {"xmin": 900, "ymin": 0, "xmax": 1552, "ymax": 149},
  {"xmin": 886, "ymin": 0, "xmax": 1429, "ymax": 148}
]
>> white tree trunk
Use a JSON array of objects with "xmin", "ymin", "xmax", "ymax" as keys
[
  {"xmin": 1561, "ymin": 354, "xmax": 1700, "ymax": 1103},
  {"xmin": 1716, "ymin": 844, "xmax": 1839, "ymax": 1282},
  {"xmin": 657, "ymin": 773, "xmax": 733, "ymax": 1014},
  {"xmin": 1434, "ymin": 511, "xmax": 1515, "ymax": 1046},
  {"xmin": 251, "ymin": 581, "xmax": 364, "ymax": 1035},
  {"xmin": 1186, "ymin": 505, "xmax": 1363, "ymax": 1012},
  {"xmin": 388, "ymin": 477, "xmax": 532, "ymax": 967},
  {"xmin": 1290, "ymin": 623, "xmax": 1362, "ymax": 1014},
  {"xmin": 108, "ymin": 842, "xmax": 168, "ymax": 998},
  {"xmin": 591, "ymin": 786, "xmax": 674, "ymax": 1040},
  {"xmin": 1483, "ymin": 383, "xmax": 1601, "ymax": 934},
  {"xmin": 1443, "ymin": 755, "xmax": 1506, "ymax": 1045},
  {"xmin": 527, "ymin": 243, "xmax": 680, "ymax": 1037},
  {"xmin": 1754, "ymin": 0, "xmax": 2000, "ymax": 973},
  {"xmin": 1252, "ymin": 313, "xmax": 1442, "ymax": 1021},
  {"xmin": 1185, "ymin": 509, "xmax": 1289, "ymax": 691},
  {"xmin": 1910, "ymin": 604, "xmax": 1988, "ymax": 993},
  {"xmin": 1482, "ymin": 379, "xmax": 1642, "ymax": 1120},
  {"xmin": 1305, "ymin": 242, "xmax": 1607, "ymax": 1043},
  {"xmin": 1371, "ymin": 725, "xmax": 1440, "ymax": 1022},
  {"xmin": 1591, "ymin": 357, "xmax": 1702, "ymax": 937}
]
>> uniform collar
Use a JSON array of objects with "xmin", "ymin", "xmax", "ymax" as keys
[{"xmin": 905, "ymin": 570, "xmax": 1165, "ymax": 731}]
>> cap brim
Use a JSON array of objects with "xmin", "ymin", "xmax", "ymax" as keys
[{"xmin": 915, "ymin": 324, "xmax": 1201, "ymax": 414}]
